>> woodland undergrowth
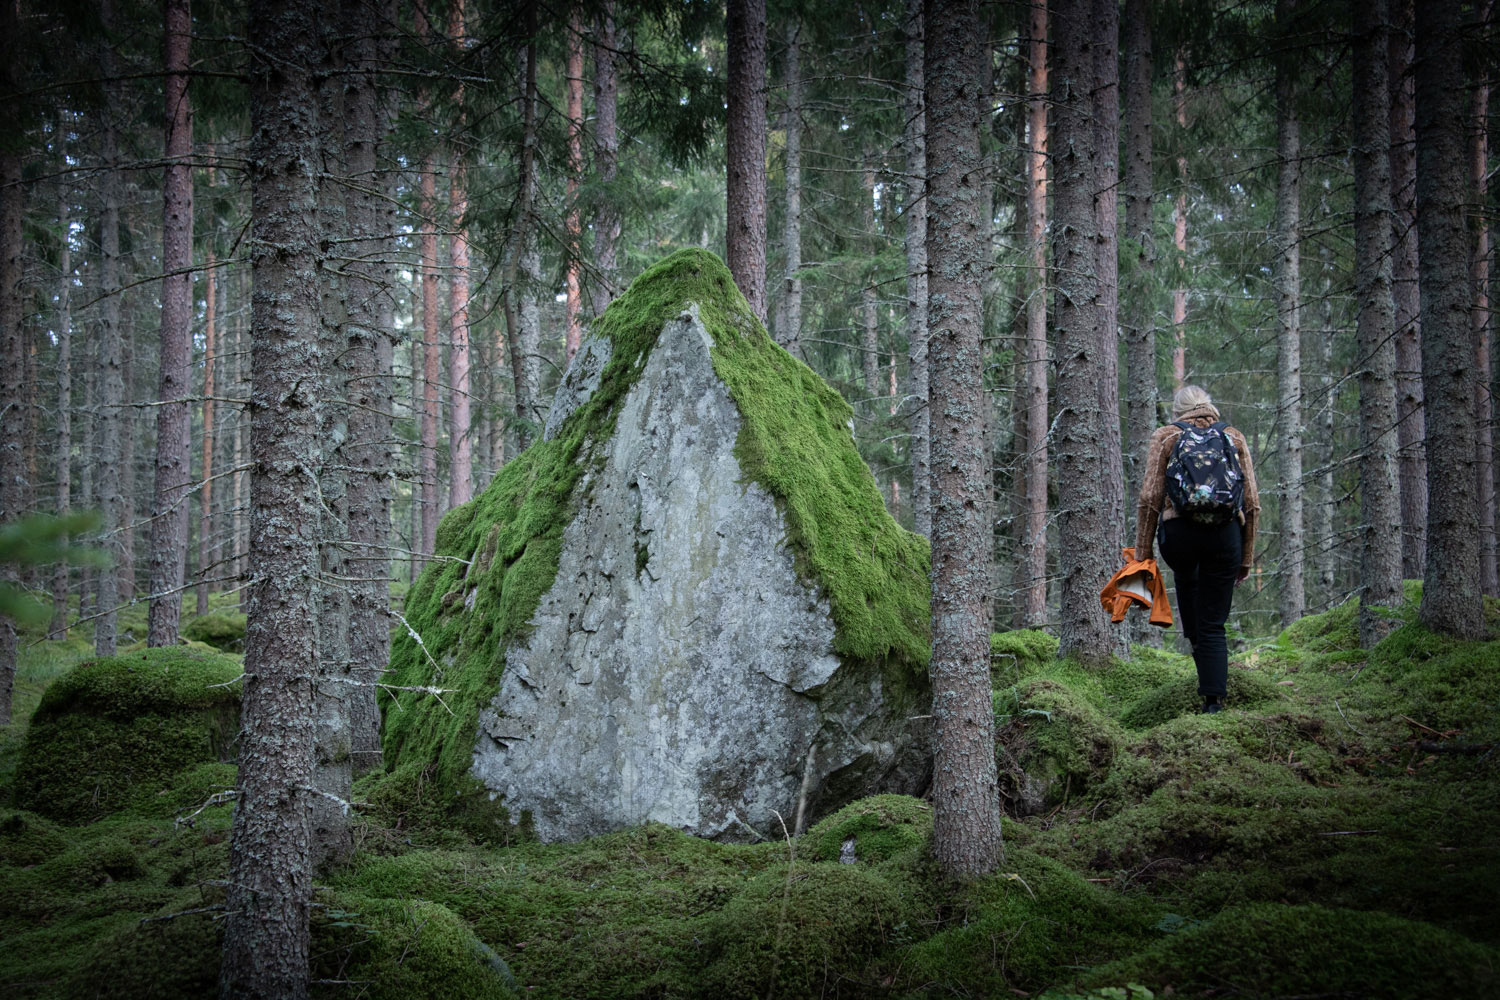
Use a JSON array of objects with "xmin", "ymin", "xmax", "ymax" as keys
[{"xmin": 0, "ymin": 583, "xmax": 1496, "ymax": 999}]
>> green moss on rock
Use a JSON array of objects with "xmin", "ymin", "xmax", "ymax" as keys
[
  {"xmin": 1120, "ymin": 669, "xmax": 1283, "ymax": 729},
  {"xmin": 378, "ymin": 249, "xmax": 930, "ymax": 821},
  {"xmin": 803, "ymin": 793, "xmax": 931, "ymax": 864},
  {"xmin": 12, "ymin": 648, "xmax": 242, "ymax": 824},
  {"xmin": 180, "ymin": 611, "xmax": 247, "ymax": 651}
]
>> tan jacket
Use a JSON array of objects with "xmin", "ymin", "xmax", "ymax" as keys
[{"xmin": 1134, "ymin": 404, "xmax": 1260, "ymax": 570}]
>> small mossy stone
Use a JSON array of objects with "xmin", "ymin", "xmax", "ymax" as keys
[
  {"xmin": 803, "ymin": 793, "xmax": 931, "ymax": 864},
  {"xmin": 179, "ymin": 611, "xmax": 247, "ymax": 651},
  {"xmin": 12, "ymin": 648, "xmax": 243, "ymax": 824},
  {"xmin": 1120, "ymin": 669, "xmax": 1282, "ymax": 730},
  {"xmin": 997, "ymin": 678, "xmax": 1126, "ymax": 813},
  {"xmin": 1081, "ymin": 902, "xmax": 1500, "ymax": 999},
  {"xmin": 991, "ymin": 629, "xmax": 1061, "ymax": 683}
]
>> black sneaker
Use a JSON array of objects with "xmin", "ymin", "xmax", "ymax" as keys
[{"xmin": 1201, "ymin": 697, "xmax": 1224, "ymax": 715}]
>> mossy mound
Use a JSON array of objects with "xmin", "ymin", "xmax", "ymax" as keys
[
  {"xmin": 1080, "ymin": 903, "xmax": 1499, "ymax": 999},
  {"xmin": 802, "ymin": 793, "xmax": 931, "ymax": 864},
  {"xmin": 377, "ymin": 249, "xmax": 930, "ymax": 825},
  {"xmin": 180, "ymin": 611, "xmax": 247, "ymax": 652},
  {"xmin": 997, "ymin": 677, "xmax": 1126, "ymax": 813},
  {"xmin": 903, "ymin": 850, "xmax": 1158, "ymax": 996},
  {"xmin": 1119, "ymin": 668, "xmax": 1284, "ymax": 729},
  {"xmin": 11, "ymin": 647, "xmax": 242, "ymax": 824}
]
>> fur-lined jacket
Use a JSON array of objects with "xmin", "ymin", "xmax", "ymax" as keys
[{"xmin": 1133, "ymin": 403, "xmax": 1260, "ymax": 571}]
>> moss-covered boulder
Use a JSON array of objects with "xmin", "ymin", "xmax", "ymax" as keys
[
  {"xmin": 180, "ymin": 611, "xmax": 247, "ymax": 652},
  {"xmin": 381, "ymin": 250, "xmax": 931, "ymax": 841},
  {"xmin": 12, "ymin": 648, "xmax": 242, "ymax": 823}
]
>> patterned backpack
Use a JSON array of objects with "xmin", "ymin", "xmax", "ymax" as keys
[{"xmin": 1164, "ymin": 421, "xmax": 1244, "ymax": 525}]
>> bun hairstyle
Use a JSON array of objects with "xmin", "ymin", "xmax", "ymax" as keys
[{"xmin": 1172, "ymin": 384, "xmax": 1219, "ymax": 419}]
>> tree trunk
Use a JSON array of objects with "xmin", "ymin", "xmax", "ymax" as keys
[
  {"xmin": 1415, "ymin": 0, "xmax": 1484, "ymax": 638},
  {"xmin": 902, "ymin": 2, "xmax": 929, "ymax": 538},
  {"xmin": 726, "ymin": 0, "xmax": 767, "ymax": 321},
  {"xmin": 342, "ymin": 0, "xmax": 396, "ymax": 776},
  {"xmin": 1172, "ymin": 51, "xmax": 1189, "ymax": 387},
  {"xmin": 1123, "ymin": 0, "xmax": 1154, "ymax": 506},
  {"xmin": 1390, "ymin": 0, "xmax": 1425, "ymax": 579},
  {"xmin": 780, "ymin": 23, "xmax": 804, "ymax": 358},
  {"xmin": 1352, "ymin": 0, "xmax": 1403, "ymax": 645},
  {"xmin": 95, "ymin": 2, "xmax": 124, "ymax": 655},
  {"xmin": 198, "ymin": 248, "xmax": 216, "ymax": 616},
  {"xmin": 448, "ymin": 0, "xmax": 473, "ymax": 508},
  {"xmin": 512, "ymin": 38, "xmax": 543, "ymax": 445},
  {"xmin": 592, "ymin": 3, "xmax": 620, "ymax": 316},
  {"xmin": 563, "ymin": 4, "xmax": 584, "ymax": 363},
  {"xmin": 219, "ymin": 0, "xmax": 322, "ymax": 994},
  {"xmin": 1092, "ymin": 0, "xmax": 1124, "ymax": 580},
  {"xmin": 1312, "ymin": 229, "xmax": 1336, "ymax": 608},
  {"xmin": 861, "ymin": 150, "xmax": 881, "ymax": 405},
  {"xmin": 1471, "ymin": 12, "xmax": 1495, "ymax": 595},
  {"xmin": 147, "ymin": 0, "xmax": 194, "ymax": 647},
  {"xmin": 1274, "ymin": 3, "xmax": 1306, "ymax": 625},
  {"xmin": 51, "ymin": 179, "xmax": 74, "ymax": 638},
  {"xmin": 1016, "ymin": 0, "xmax": 1049, "ymax": 626},
  {"xmin": 924, "ymin": 0, "xmax": 1002, "ymax": 879},
  {"xmin": 419, "ymin": 159, "xmax": 440, "ymax": 560},
  {"xmin": 1053, "ymin": 0, "xmax": 1114, "ymax": 663},
  {"xmin": 0, "ymin": 0, "xmax": 21, "ymax": 718}
]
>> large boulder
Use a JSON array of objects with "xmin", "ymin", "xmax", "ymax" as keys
[{"xmin": 381, "ymin": 250, "xmax": 931, "ymax": 841}]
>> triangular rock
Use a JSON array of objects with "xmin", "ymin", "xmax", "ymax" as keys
[{"xmin": 382, "ymin": 250, "xmax": 931, "ymax": 841}]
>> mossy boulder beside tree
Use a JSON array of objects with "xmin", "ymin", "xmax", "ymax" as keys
[
  {"xmin": 380, "ymin": 250, "xmax": 932, "ymax": 841},
  {"xmin": 12, "ymin": 648, "xmax": 242, "ymax": 824}
]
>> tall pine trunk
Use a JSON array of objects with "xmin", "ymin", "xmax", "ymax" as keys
[
  {"xmin": 563, "ymin": 4, "xmax": 584, "ymax": 363},
  {"xmin": 1017, "ymin": 0, "xmax": 1049, "ymax": 626},
  {"xmin": 0, "ymin": 0, "xmax": 21, "ymax": 719},
  {"xmin": 512, "ymin": 37, "xmax": 543, "ymax": 446},
  {"xmin": 147, "ymin": 0, "xmax": 194, "ymax": 646},
  {"xmin": 592, "ymin": 3, "xmax": 620, "ymax": 316},
  {"xmin": 419, "ymin": 158, "xmax": 440, "ymax": 559},
  {"xmin": 51, "ymin": 177, "xmax": 75, "ymax": 638},
  {"xmin": 1390, "ymin": 0, "xmax": 1425, "ymax": 580},
  {"xmin": 219, "ymin": 0, "xmax": 322, "ymax": 992},
  {"xmin": 903, "ymin": 1, "xmax": 928, "ymax": 538},
  {"xmin": 448, "ymin": 0, "xmax": 473, "ymax": 508},
  {"xmin": 779, "ymin": 23, "xmax": 805, "ymax": 358},
  {"xmin": 95, "ymin": 0, "xmax": 124, "ymax": 656},
  {"xmin": 198, "ymin": 248, "xmax": 216, "ymax": 616},
  {"xmin": 1274, "ymin": 0, "xmax": 1306, "ymax": 625},
  {"xmin": 1122, "ymin": 0, "xmax": 1155, "ymax": 497},
  {"xmin": 1352, "ymin": 0, "xmax": 1403, "ymax": 645},
  {"xmin": 1415, "ymin": 0, "xmax": 1484, "ymax": 638},
  {"xmin": 925, "ymin": 0, "xmax": 1002, "ymax": 878},
  {"xmin": 1092, "ymin": 0, "xmax": 1124, "ymax": 579},
  {"xmin": 1470, "ymin": 12, "xmax": 1495, "ymax": 595},
  {"xmin": 1053, "ymin": 0, "xmax": 1114, "ymax": 663},
  {"xmin": 1172, "ymin": 51, "xmax": 1189, "ymax": 386},
  {"xmin": 726, "ymin": 0, "xmax": 767, "ymax": 320},
  {"xmin": 861, "ymin": 150, "xmax": 881, "ymax": 404}
]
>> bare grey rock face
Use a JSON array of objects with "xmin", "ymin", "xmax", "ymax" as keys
[{"xmin": 471, "ymin": 306, "xmax": 927, "ymax": 841}]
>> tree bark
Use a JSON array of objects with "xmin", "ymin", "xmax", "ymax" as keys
[
  {"xmin": 50, "ymin": 173, "xmax": 75, "ymax": 639},
  {"xmin": 0, "ymin": 0, "xmax": 21, "ymax": 719},
  {"xmin": 563, "ymin": 4, "xmax": 584, "ymax": 363},
  {"xmin": 1470, "ymin": 9, "xmax": 1495, "ymax": 595},
  {"xmin": 512, "ymin": 38, "xmax": 543, "ymax": 445},
  {"xmin": 1172, "ymin": 51, "xmax": 1189, "ymax": 387},
  {"xmin": 1352, "ymin": 0, "xmax": 1403, "ymax": 646},
  {"xmin": 1016, "ymin": 0, "xmax": 1049, "ymax": 626},
  {"xmin": 95, "ymin": 0, "xmax": 124, "ymax": 656},
  {"xmin": 1274, "ymin": 1, "xmax": 1306, "ymax": 625},
  {"xmin": 1092, "ymin": 0, "xmax": 1124, "ymax": 579},
  {"xmin": 448, "ymin": 0, "xmax": 473, "ymax": 508},
  {"xmin": 219, "ymin": 0, "xmax": 322, "ymax": 993},
  {"xmin": 1053, "ymin": 0, "xmax": 1114, "ymax": 663},
  {"xmin": 924, "ymin": 0, "xmax": 1002, "ymax": 879},
  {"xmin": 861, "ymin": 150, "xmax": 881, "ymax": 404},
  {"xmin": 198, "ymin": 248, "xmax": 216, "ymax": 616},
  {"xmin": 342, "ymin": 0, "xmax": 396, "ymax": 776},
  {"xmin": 419, "ymin": 159, "xmax": 440, "ymax": 561},
  {"xmin": 779, "ymin": 22, "xmax": 805, "ymax": 358},
  {"xmin": 1122, "ymin": 0, "xmax": 1154, "ymax": 505},
  {"xmin": 1390, "ymin": 0, "xmax": 1425, "ymax": 579},
  {"xmin": 1415, "ymin": 0, "xmax": 1484, "ymax": 638},
  {"xmin": 726, "ymin": 0, "xmax": 767, "ymax": 321},
  {"xmin": 902, "ymin": 2, "xmax": 929, "ymax": 538},
  {"xmin": 592, "ymin": 3, "xmax": 620, "ymax": 316},
  {"xmin": 147, "ymin": 0, "xmax": 194, "ymax": 647}
]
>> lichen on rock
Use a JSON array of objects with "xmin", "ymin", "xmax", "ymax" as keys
[{"xmin": 379, "ymin": 249, "xmax": 932, "ymax": 840}]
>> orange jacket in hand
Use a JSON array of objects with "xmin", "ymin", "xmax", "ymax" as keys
[{"xmin": 1099, "ymin": 547, "xmax": 1174, "ymax": 628}]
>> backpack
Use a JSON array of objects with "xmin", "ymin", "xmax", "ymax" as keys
[{"xmin": 1164, "ymin": 421, "xmax": 1244, "ymax": 525}]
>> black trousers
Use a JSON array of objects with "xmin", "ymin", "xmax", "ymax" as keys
[{"xmin": 1158, "ymin": 518, "xmax": 1242, "ymax": 699}]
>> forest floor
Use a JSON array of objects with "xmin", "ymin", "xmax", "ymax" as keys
[{"xmin": 1, "ymin": 584, "xmax": 1496, "ymax": 999}]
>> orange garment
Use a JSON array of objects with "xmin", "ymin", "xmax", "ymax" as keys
[{"xmin": 1099, "ymin": 547, "xmax": 1174, "ymax": 628}]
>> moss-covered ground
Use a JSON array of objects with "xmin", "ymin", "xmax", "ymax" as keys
[{"xmin": 3, "ymin": 581, "xmax": 1495, "ymax": 998}]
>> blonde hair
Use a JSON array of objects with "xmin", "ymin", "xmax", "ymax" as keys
[{"xmin": 1172, "ymin": 385, "xmax": 1218, "ymax": 419}]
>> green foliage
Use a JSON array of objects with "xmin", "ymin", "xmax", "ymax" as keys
[
  {"xmin": 377, "ymin": 249, "xmax": 930, "ymax": 827},
  {"xmin": 179, "ymin": 611, "xmax": 247, "ymax": 652},
  {"xmin": 11, "ymin": 648, "xmax": 242, "ymax": 823},
  {"xmin": 0, "ymin": 512, "xmax": 105, "ymax": 627}
]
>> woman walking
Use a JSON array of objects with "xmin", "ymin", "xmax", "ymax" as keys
[{"xmin": 1135, "ymin": 385, "xmax": 1261, "ymax": 713}]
